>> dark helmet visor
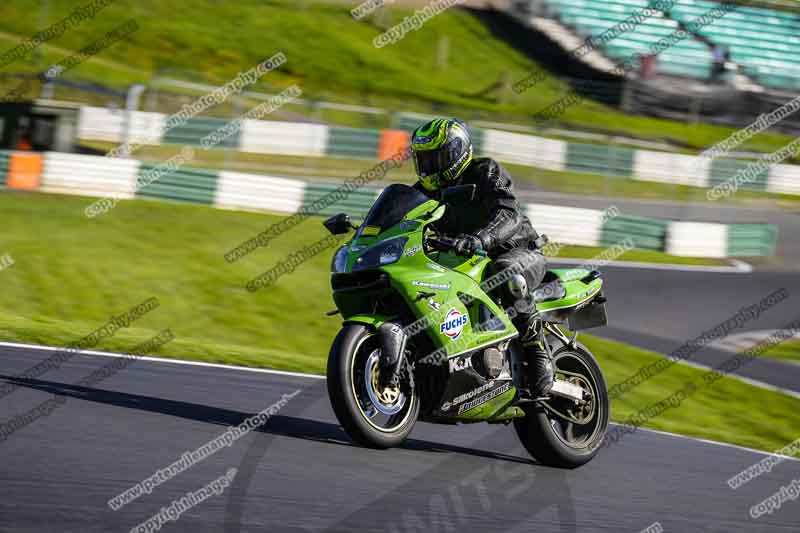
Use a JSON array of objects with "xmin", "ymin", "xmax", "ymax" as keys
[{"xmin": 413, "ymin": 137, "xmax": 465, "ymax": 177}]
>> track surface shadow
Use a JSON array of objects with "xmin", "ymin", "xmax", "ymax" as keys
[{"xmin": 0, "ymin": 375, "xmax": 534, "ymax": 466}]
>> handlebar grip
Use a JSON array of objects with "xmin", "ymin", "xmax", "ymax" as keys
[
  {"xmin": 426, "ymin": 236, "xmax": 454, "ymax": 251},
  {"xmin": 427, "ymin": 237, "xmax": 487, "ymax": 257}
]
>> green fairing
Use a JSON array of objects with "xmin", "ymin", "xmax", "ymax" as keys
[
  {"xmin": 536, "ymin": 268, "xmax": 604, "ymax": 313},
  {"xmin": 343, "ymin": 314, "xmax": 392, "ymax": 329}
]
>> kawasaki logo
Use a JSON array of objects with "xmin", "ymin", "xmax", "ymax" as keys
[{"xmin": 448, "ymin": 355, "xmax": 472, "ymax": 373}]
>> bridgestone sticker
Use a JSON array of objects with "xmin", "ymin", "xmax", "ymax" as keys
[{"xmin": 457, "ymin": 382, "xmax": 512, "ymax": 414}]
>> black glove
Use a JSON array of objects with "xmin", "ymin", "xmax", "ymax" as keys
[{"xmin": 453, "ymin": 234, "xmax": 482, "ymax": 257}]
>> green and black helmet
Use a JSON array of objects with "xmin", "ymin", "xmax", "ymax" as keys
[{"xmin": 411, "ymin": 118, "xmax": 473, "ymax": 192}]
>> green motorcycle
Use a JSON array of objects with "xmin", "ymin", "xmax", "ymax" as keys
[{"xmin": 324, "ymin": 183, "xmax": 609, "ymax": 468}]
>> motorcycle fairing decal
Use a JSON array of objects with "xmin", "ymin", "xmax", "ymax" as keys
[
  {"xmin": 469, "ymin": 256, "xmax": 486, "ymax": 266},
  {"xmin": 412, "ymin": 280, "xmax": 450, "ymax": 291},
  {"xmin": 440, "ymin": 381, "xmax": 493, "ymax": 411},
  {"xmin": 426, "ymin": 262, "xmax": 446, "ymax": 273},
  {"xmin": 457, "ymin": 382, "xmax": 512, "ymax": 414},
  {"xmin": 399, "ymin": 221, "xmax": 420, "ymax": 231},
  {"xmin": 361, "ymin": 226, "xmax": 380, "ymax": 236},
  {"xmin": 448, "ymin": 354, "xmax": 472, "ymax": 373},
  {"xmin": 404, "ymin": 244, "xmax": 422, "ymax": 257},
  {"xmin": 439, "ymin": 307, "xmax": 468, "ymax": 340}
]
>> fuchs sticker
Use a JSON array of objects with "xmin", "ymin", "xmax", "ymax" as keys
[
  {"xmin": 440, "ymin": 307, "xmax": 468, "ymax": 340},
  {"xmin": 412, "ymin": 280, "xmax": 450, "ymax": 291},
  {"xmin": 458, "ymin": 382, "xmax": 512, "ymax": 414},
  {"xmin": 404, "ymin": 245, "xmax": 422, "ymax": 257}
]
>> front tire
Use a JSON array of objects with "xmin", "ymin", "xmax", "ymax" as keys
[
  {"xmin": 514, "ymin": 342, "xmax": 609, "ymax": 468},
  {"xmin": 326, "ymin": 324, "xmax": 419, "ymax": 448}
]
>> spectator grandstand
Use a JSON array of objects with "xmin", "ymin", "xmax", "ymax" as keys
[
  {"xmin": 670, "ymin": 1, "xmax": 800, "ymax": 89},
  {"xmin": 526, "ymin": 0, "xmax": 800, "ymax": 89}
]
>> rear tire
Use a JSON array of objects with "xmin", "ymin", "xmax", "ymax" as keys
[
  {"xmin": 514, "ymin": 342, "xmax": 609, "ymax": 468},
  {"xmin": 327, "ymin": 324, "xmax": 419, "ymax": 449}
]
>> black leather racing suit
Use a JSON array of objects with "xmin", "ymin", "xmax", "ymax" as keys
[{"xmin": 415, "ymin": 157, "xmax": 547, "ymax": 331}]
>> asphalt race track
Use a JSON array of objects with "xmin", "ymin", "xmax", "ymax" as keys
[
  {"xmin": 578, "ymin": 265, "xmax": 800, "ymax": 395},
  {"xmin": 1, "ymin": 342, "xmax": 799, "ymax": 533},
  {"xmin": 2, "ymin": 264, "xmax": 800, "ymax": 532}
]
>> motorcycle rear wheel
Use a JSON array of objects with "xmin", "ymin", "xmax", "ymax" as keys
[
  {"xmin": 327, "ymin": 324, "xmax": 419, "ymax": 448},
  {"xmin": 514, "ymin": 342, "xmax": 609, "ymax": 468}
]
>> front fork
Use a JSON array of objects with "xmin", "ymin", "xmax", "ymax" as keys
[{"xmin": 377, "ymin": 321, "xmax": 407, "ymax": 388}]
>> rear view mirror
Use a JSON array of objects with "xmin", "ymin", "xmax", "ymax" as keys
[
  {"xmin": 324, "ymin": 213, "xmax": 354, "ymax": 235},
  {"xmin": 440, "ymin": 184, "xmax": 476, "ymax": 206}
]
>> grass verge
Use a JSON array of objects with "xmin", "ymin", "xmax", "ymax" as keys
[
  {"xmin": 546, "ymin": 245, "xmax": 728, "ymax": 267},
  {"xmin": 761, "ymin": 339, "xmax": 800, "ymax": 364}
]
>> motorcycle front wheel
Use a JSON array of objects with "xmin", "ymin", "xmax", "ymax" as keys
[{"xmin": 327, "ymin": 324, "xmax": 419, "ymax": 448}]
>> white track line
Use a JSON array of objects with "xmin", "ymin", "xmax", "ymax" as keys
[
  {"xmin": 0, "ymin": 340, "xmax": 324, "ymax": 380},
  {"xmin": 614, "ymin": 425, "xmax": 800, "ymax": 463},
  {"xmin": 673, "ymin": 358, "xmax": 800, "ymax": 400},
  {"xmin": 0, "ymin": 340, "xmax": 795, "ymax": 460},
  {"xmin": 710, "ymin": 329, "xmax": 800, "ymax": 353},
  {"xmin": 549, "ymin": 257, "xmax": 752, "ymax": 273}
]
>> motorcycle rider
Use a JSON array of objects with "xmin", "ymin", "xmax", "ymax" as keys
[{"xmin": 410, "ymin": 118, "xmax": 554, "ymax": 397}]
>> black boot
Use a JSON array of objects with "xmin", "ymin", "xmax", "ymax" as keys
[
  {"xmin": 519, "ymin": 319, "xmax": 554, "ymax": 398},
  {"xmin": 528, "ymin": 343, "xmax": 554, "ymax": 398}
]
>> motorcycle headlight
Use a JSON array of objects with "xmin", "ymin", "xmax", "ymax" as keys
[
  {"xmin": 331, "ymin": 245, "xmax": 349, "ymax": 273},
  {"xmin": 352, "ymin": 237, "xmax": 408, "ymax": 272}
]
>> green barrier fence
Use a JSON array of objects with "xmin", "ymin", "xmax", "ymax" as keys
[
  {"xmin": 162, "ymin": 117, "xmax": 241, "ymax": 149},
  {"xmin": 566, "ymin": 142, "xmax": 635, "ymax": 177},
  {"xmin": 727, "ymin": 224, "xmax": 779, "ymax": 257},
  {"xmin": 709, "ymin": 158, "xmax": 769, "ymax": 192},
  {"xmin": 136, "ymin": 165, "xmax": 219, "ymax": 205},
  {"xmin": 0, "ymin": 151, "xmax": 10, "ymax": 188},
  {"xmin": 393, "ymin": 114, "xmax": 429, "ymax": 133},
  {"xmin": 470, "ymin": 128, "xmax": 485, "ymax": 157},
  {"xmin": 600, "ymin": 214, "xmax": 668, "ymax": 251},
  {"xmin": 326, "ymin": 127, "xmax": 380, "ymax": 159}
]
